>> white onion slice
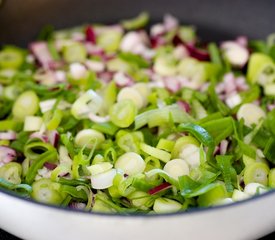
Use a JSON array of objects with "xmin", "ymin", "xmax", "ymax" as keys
[
  {"xmin": 237, "ymin": 103, "xmax": 266, "ymax": 127},
  {"xmin": 24, "ymin": 116, "xmax": 43, "ymax": 132},
  {"xmin": 91, "ymin": 168, "xmax": 117, "ymax": 189},
  {"xmin": 163, "ymin": 159, "xmax": 189, "ymax": 179},
  {"xmin": 115, "ymin": 152, "xmax": 145, "ymax": 176}
]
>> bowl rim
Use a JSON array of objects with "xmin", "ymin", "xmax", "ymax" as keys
[{"xmin": 1, "ymin": 186, "xmax": 275, "ymax": 218}]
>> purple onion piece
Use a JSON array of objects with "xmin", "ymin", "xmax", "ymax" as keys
[
  {"xmin": 29, "ymin": 42, "xmax": 56, "ymax": 70},
  {"xmin": 177, "ymin": 100, "xmax": 191, "ymax": 113},
  {"xmin": 267, "ymin": 104, "xmax": 275, "ymax": 112},
  {"xmin": 163, "ymin": 14, "xmax": 179, "ymax": 31},
  {"xmin": 97, "ymin": 71, "xmax": 114, "ymax": 83},
  {"xmin": 223, "ymin": 73, "xmax": 237, "ymax": 96},
  {"xmin": 185, "ymin": 43, "xmax": 210, "ymax": 61},
  {"xmin": 213, "ymin": 146, "xmax": 220, "ymax": 156},
  {"xmin": 220, "ymin": 140, "xmax": 229, "ymax": 155},
  {"xmin": 163, "ymin": 77, "xmax": 181, "ymax": 93},
  {"xmin": 44, "ymin": 162, "xmax": 57, "ymax": 170},
  {"xmin": 150, "ymin": 36, "xmax": 166, "ymax": 48},
  {"xmin": 236, "ymin": 36, "xmax": 248, "ymax": 48},
  {"xmin": 29, "ymin": 132, "xmax": 49, "ymax": 143},
  {"xmin": 113, "ymin": 72, "xmax": 134, "ymax": 88},
  {"xmin": 85, "ymin": 26, "xmax": 96, "ymax": 44},
  {"xmin": 0, "ymin": 146, "xmax": 16, "ymax": 166},
  {"xmin": 69, "ymin": 202, "xmax": 86, "ymax": 210},
  {"xmin": 148, "ymin": 182, "xmax": 172, "ymax": 195},
  {"xmin": 85, "ymin": 43, "xmax": 104, "ymax": 56},
  {"xmin": 0, "ymin": 131, "xmax": 17, "ymax": 140},
  {"xmin": 47, "ymin": 130, "xmax": 59, "ymax": 147}
]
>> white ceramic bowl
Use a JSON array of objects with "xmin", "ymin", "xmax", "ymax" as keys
[{"xmin": 1, "ymin": 189, "xmax": 275, "ymax": 240}]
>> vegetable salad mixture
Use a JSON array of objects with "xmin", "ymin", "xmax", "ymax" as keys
[{"xmin": 1, "ymin": 13, "xmax": 275, "ymax": 214}]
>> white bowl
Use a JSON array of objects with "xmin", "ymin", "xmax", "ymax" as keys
[{"xmin": 1, "ymin": 189, "xmax": 275, "ymax": 240}]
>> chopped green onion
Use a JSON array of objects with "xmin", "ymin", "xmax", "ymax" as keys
[
  {"xmin": 153, "ymin": 197, "xmax": 182, "ymax": 213},
  {"xmin": 109, "ymin": 99, "xmax": 137, "ymax": 128},
  {"xmin": 12, "ymin": 91, "xmax": 40, "ymax": 121},
  {"xmin": 63, "ymin": 42, "xmax": 87, "ymax": 63},
  {"xmin": 91, "ymin": 168, "xmax": 117, "ymax": 190},
  {"xmin": 74, "ymin": 129, "xmax": 105, "ymax": 149},
  {"xmin": 121, "ymin": 12, "xmax": 149, "ymax": 30},
  {"xmin": 31, "ymin": 179, "xmax": 65, "ymax": 205},
  {"xmin": 25, "ymin": 150, "xmax": 58, "ymax": 184},
  {"xmin": 0, "ymin": 178, "xmax": 32, "ymax": 197},
  {"xmin": 243, "ymin": 162, "xmax": 270, "ymax": 186},
  {"xmin": 140, "ymin": 143, "xmax": 171, "ymax": 163},
  {"xmin": 24, "ymin": 116, "xmax": 43, "ymax": 132},
  {"xmin": 163, "ymin": 159, "xmax": 190, "ymax": 180},
  {"xmin": 0, "ymin": 47, "xmax": 24, "ymax": 69},
  {"xmin": 0, "ymin": 162, "xmax": 22, "ymax": 184},
  {"xmin": 43, "ymin": 109, "xmax": 63, "ymax": 130},
  {"xmin": 115, "ymin": 152, "xmax": 145, "ymax": 176},
  {"xmin": 156, "ymin": 138, "xmax": 175, "ymax": 152},
  {"xmin": 71, "ymin": 90, "xmax": 103, "ymax": 119},
  {"xmin": 268, "ymin": 168, "xmax": 275, "ymax": 188},
  {"xmin": 197, "ymin": 183, "xmax": 228, "ymax": 207},
  {"xmin": 135, "ymin": 104, "xmax": 194, "ymax": 130},
  {"xmin": 177, "ymin": 123, "xmax": 215, "ymax": 160}
]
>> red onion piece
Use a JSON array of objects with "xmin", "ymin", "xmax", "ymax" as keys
[
  {"xmin": 150, "ymin": 36, "xmax": 166, "ymax": 48},
  {"xmin": 235, "ymin": 76, "xmax": 249, "ymax": 91},
  {"xmin": 47, "ymin": 130, "xmax": 59, "ymax": 147},
  {"xmin": 214, "ymin": 146, "xmax": 220, "ymax": 155},
  {"xmin": 120, "ymin": 31, "xmax": 148, "ymax": 54},
  {"xmin": 236, "ymin": 36, "xmax": 248, "ymax": 48},
  {"xmin": 215, "ymin": 82, "xmax": 225, "ymax": 94},
  {"xmin": 85, "ymin": 43, "xmax": 104, "ymax": 56},
  {"xmin": 220, "ymin": 140, "xmax": 229, "ymax": 155},
  {"xmin": 29, "ymin": 132, "xmax": 49, "ymax": 143},
  {"xmin": 44, "ymin": 162, "xmax": 57, "ymax": 170},
  {"xmin": 164, "ymin": 14, "xmax": 179, "ymax": 31},
  {"xmin": 113, "ymin": 72, "xmax": 134, "ymax": 87},
  {"xmin": 0, "ymin": 146, "xmax": 16, "ymax": 166},
  {"xmin": 172, "ymin": 34, "xmax": 184, "ymax": 46},
  {"xmin": 223, "ymin": 73, "xmax": 236, "ymax": 95},
  {"xmin": 267, "ymin": 104, "xmax": 275, "ymax": 111},
  {"xmin": 85, "ymin": 26, "xmax": 96, "ymax": 44},
  {"xmin": 150, "ymin": 24, "xmax": 166, "ymax": 37},
  {"xmin": 185, "ymin": 43, "xmax": 210, "ymax": 61},
  {"xmin": 163, "ymin": 77, "xmax": 181, "ymax": 93},
  {"xmin": 97, "ymin": 71, "xmax": 114, "ymax": 83},
  {"xmin": 29, "ymin": 42, "xmax": 55, "ymax": 70},
  {"xmin": 0, "ymin": 131, "xmax": 17, "ymax": 140},
  {"xmin": 70, "ymin": 202, "xmax": 86, "ymax": 210},
  {"xmin": 148, "ymin": 182, "xmax": 172, "ymax": 195},
  {"xmin": 177, "ymin": 100, "xmax": 191, "ymax": 113},
  {"xmin": 71, "ymin": 32, "xmax": 85, "ymax": 41}
]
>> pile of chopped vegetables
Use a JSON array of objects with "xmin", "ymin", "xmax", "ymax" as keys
[{"xmin": 1, "ymin": 12, "xmax": 275, "ymax": 214}]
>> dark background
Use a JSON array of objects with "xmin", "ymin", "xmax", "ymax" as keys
[
  {"xmin": 1, "ymin": 0, "xmax": 275, "ymax": 239},
  {"xmin": 0, "ymin": 0, "xmax": 275, "ymax": 46}
]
